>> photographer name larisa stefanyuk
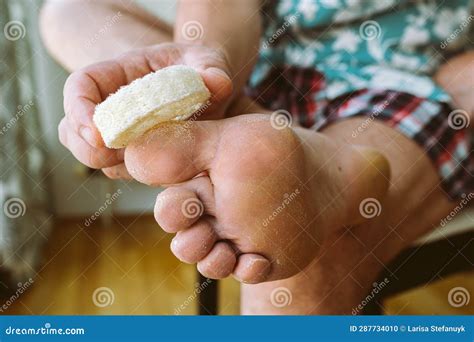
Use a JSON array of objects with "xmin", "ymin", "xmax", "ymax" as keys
[{"xmin": 406, "ymin": 325, "xmax": 466, "ymax": 333}]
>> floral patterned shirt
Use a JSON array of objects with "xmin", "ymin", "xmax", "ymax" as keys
[{"xmin": 251, "ymin": 0, "xmax": 474, "ymax": 103}]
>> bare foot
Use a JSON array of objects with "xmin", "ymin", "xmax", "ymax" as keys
[{"xmin": 124, "ymin": 114, "xmax": 390, "ymax": 283}]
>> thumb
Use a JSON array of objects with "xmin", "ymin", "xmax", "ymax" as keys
[{"xmin": 200, "ymin": 66, "xmax": 233, "ymax": 103}]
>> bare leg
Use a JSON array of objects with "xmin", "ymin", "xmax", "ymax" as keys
[
  {"xmin": 40, "ymin": 0, "xmax": 172, "ymax": 71},
  {"xmin": 40, "ymin": 1, "xmax": 173, "ymax": 178},
  {"xmin": 41, "ymin": 3, "xmax": 458, "ymax": 314}
]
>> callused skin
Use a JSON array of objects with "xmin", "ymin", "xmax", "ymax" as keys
[{"xmin": 125, "ymin": 114, "xmax": 391, "ymax": 283}]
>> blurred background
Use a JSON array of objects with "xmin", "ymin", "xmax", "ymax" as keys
[{"xmin": 0, "ymin": 0, "xmax": 473, "ymax": 315}]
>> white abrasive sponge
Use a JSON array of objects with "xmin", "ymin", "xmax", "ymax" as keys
[{"xmin": 93, "ymin": 65, "xmax": 211, "ymax": 148}]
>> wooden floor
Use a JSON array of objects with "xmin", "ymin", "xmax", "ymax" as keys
[
  {"xmin": 1, "ymin": 215, "xmax": 473, "ymax": 315},
  {"xmin": 3, "ymin": 216, "xmax": 240, "ymax": 315},
  {"xmin": 385, "ymin": 273, "xmax": 474, "ymax": 315}
]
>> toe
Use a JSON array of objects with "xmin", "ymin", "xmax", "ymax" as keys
[
  {"xmin": 102, "ymin": 163, "xmax": 133, "ymax": 180},
  {"xmin": 197, "ymin": 242, "xmax": 236, "ymax": 279},
  {"xmin": 124, "ymin": 120, "xmax": 221, "ymax": 186},
  {"xmin": 170, "ymin": 219, "xmax": 216, "ymax": 263},
  {"xmin": 233, "ymin": 254, "xmax": 271, "ymax": 284},
  {"xmin": 154, "ymin": 176, "xmax": 215, "ymax": 233},
  {"xmin": 154, "ymin": 187, "xmax": 204, "ymax": 233}
]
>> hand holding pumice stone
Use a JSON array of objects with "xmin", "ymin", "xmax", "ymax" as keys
[{"xmin": 93, "ymin": 65, "xmax": 211, "ymax": 148}]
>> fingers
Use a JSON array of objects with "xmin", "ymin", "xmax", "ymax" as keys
[
  {"xmin": 200, "ymin": 67, "xmax": 233, "ymax": 103},
  {"xmin": 179, "ymin": 46, "xmax": 233, "ymax": 104},
  {"xmin": 63, "ymin": 62, "xmax": 123, "ymax": 148},
  {"xmin": 58, "ymin": 118, "xmax": 123, "ymax": 169},
  {"xmin": 62, "ymin": 59, "xmax": 138, "ymax": 167},
  {"xmin": 197, "ymin": 67, "xmax": 233, "ymax": 120},
  {"xmin": 63, "ymin": 54, "xmax": 154, "ymax": 151},
  {"xmin": 62, "ymin": 44, "xmax": 232, "ymax": 173}
]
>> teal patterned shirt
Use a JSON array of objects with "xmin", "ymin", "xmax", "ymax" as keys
[{"xmin": 252, "ymin": 0, "xmax": 474, "ymax": 103}]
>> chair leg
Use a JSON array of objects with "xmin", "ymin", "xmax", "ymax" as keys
[
  {"xmin": 363, "ymin": 230, "xmax": 474, "ymax": 315},
  {"xmin": 197, "ymin": 273, "xmax": 218, "ymax": 315}
]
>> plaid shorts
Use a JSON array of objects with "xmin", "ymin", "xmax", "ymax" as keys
[{"xmin": 246, "ymin": 66, "xmax": 474, "ymax": 200}]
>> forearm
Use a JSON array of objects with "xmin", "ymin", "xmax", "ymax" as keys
[
  {"xmin": 175, "ymin": 0, "xmax": 262, "ymax": 94},
  {"xmin": 40, "ymin": 0, "xmax": 170, "ymax": 71}
]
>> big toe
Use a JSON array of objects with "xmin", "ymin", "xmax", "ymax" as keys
[{"xmin": 124, "ymin": 120, "xmax": 221, "ymax": 186}]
